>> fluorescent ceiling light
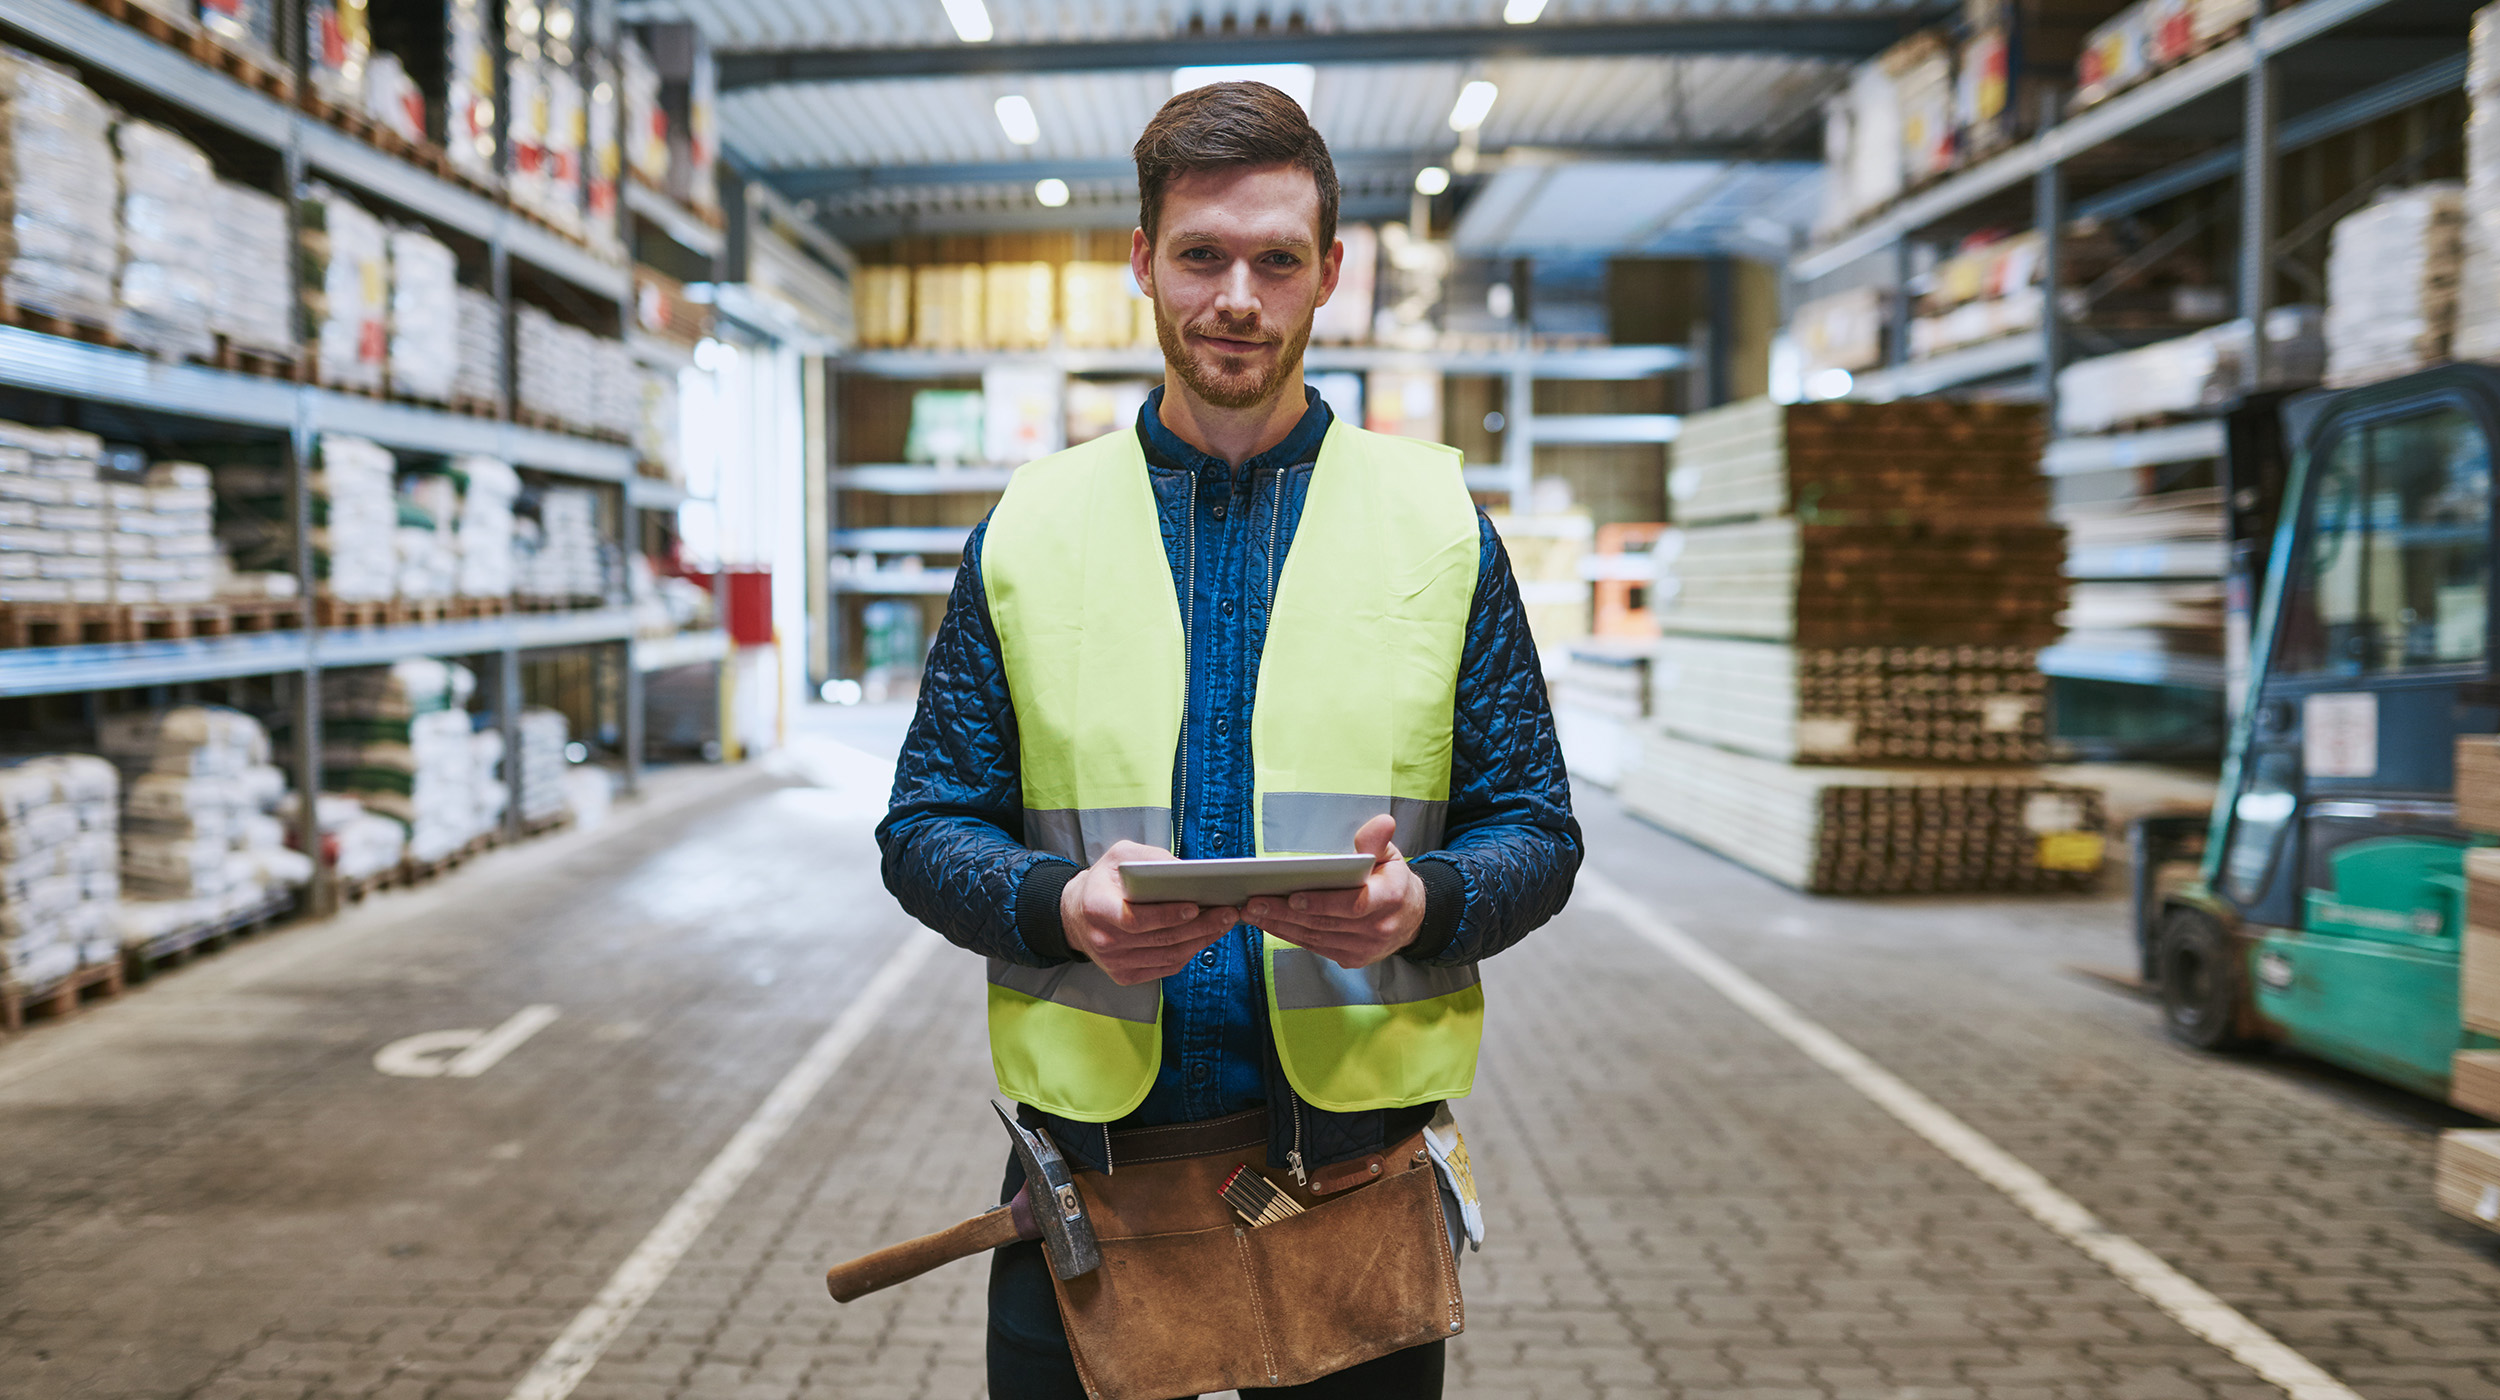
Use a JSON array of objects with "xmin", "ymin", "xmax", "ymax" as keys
[
  {"xmin": 940, "ymin": 0, "xmax": 993, "ymax": 43},
  {"xmin": 1503, "ymin": 0, "xmax": 1549, "ymax": 21},
  {"xmin": 1034, "ymin": 177, "xmax": 1071, "ymax": 207},
  {"xmin": 1171, "ymin": 63, "xmax": 1316, "ymax": 112},
  {"xmin": 1448, "ymin": 80, "xmax": 1499, "ymax": 133},
  {"xmin": 1414, "ymin": 166, "xmax": 1450, "ymax": 196},
  {"xmin": 994, "ymin": 94, "xmax": 1040, "ymax": 145}
]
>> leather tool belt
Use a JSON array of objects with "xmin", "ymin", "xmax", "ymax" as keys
[{"xmin": 1048, "ymin": 1109, "xmax": 1464, "ymax": 1400}]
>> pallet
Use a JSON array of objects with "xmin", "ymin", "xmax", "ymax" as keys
[
  {"xmin": 387, "ymin": 596, "xmax": 452, "ymax": 626},
  {"xmin": 0, "ymin": 602, "xmax": 114, "ymax": 649},
  {"xmin": 0, "ymin": 297, "xmax": 120, "ymax": 349},
  {"xmin": 339, "ymin": 862, "xmax": 410, "ymax": 905},
  {"xmin": 194, "ymin": 33, "xmax": 293, "ymax": 100},
  {"xmin": 215, "ymin": 337, "xmax": 298, "ymax": 381},
  {"xmin": 297, "ymin": 358, "xmax": 386, "ymax": 398},
  {"xmin": 520, "ymin": 810, "xmax": 573, "ymax": 838},
  {"xmin": 452, "ymin": 595, "xmax": 512, "ymax": 619},
  {"xmin": 315, "ymin": 596, "xmax": 392, "ymax": 629},
  {"xmin": 449, "ymin": 394, "xmax": 507, "ymax": 422},
  {"xmin": 222, "ymin": 598, "xmax": 305, "ymax": 634},
  {"xmin": 299, "ymin": 91, "xmax": 461, "ymax": 184},
  {"xmin": 513, "ymin": 594, "xmax": 605, "ymax": 613},
  {"xmin": 1, "ymin": 959, "xmax": 124, "ymax": 1033},
  {"xmin": 121, "ymin": 895, "xmax": 290, "ymax": 984}
]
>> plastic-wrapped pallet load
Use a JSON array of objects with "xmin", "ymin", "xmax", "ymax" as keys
[
  {"xmin": 2454, "ymin": 6, "xmax": 2500, "ymax": 364},
  {"xmin": 0, "ymin": 50, "xmax": 118, "ymax": 329},
  {"xmin": 324, "ymin": 660, "xmax": 489, "ymax": 866},
  {"xmin": 2324, "ymin": 184, "xmax": 2464, "ymax": 388},
  {"xmin": 518, "ymin": 707, "xmax": 570, "ymax": 825},
  {"xmin": 636, "ymin": 369, "xmax": 681, "ymax": 480},
  {"xmin": 100, "ymin": 706, "xmax": 308, "ymax": 952},
  {"xmin": 395, "ymin": 467, "xmax": 459, "ymax": 601},
  {"xmin": 541, "ymin": 65, "xmax": 588, "ymax": 237},
  {"xmin": 210, "ymin": 180, "xmax": 295, "ymax": 358},
  {"xmin": 300, "ymin": 186, "xmax": 389, "ymax": 394},
  {"xmin": 445, "ymin": 0, "xmax": 499, "ymax": 184},
  {"xmin": 453, "ymin": 285, "xmax": 505, "ymax": 410},
  {"xmin": 0, "ymin": 755, "xmax": 121, "ymax": 993},
  {"xmin": 106, "ymin": 461, "xmax": 219, "ymax": 606},
  {"xmin": 305, "ymin": 0, "xmax": 371, "ymax": 110},
  {"xmin": 199, "ymin": 0, "xmax": 279, "ymax": 66},
  {"xmin": 516, "ymin": 485, "xmax": 604, "ymax": 601},
  {"xmin": 0, "ymin": 425, "xmax": 108, "ymax": 605},
  {"xmin": 621, "ymin": 37, "xmax": 668, "ymax": 191},
  {"xmin": 517, "ymin": 306, "xmax": 598, "ymax": 430},
  {"xmin": 591, "ymin": 335, "xmax": 638, "ymax": 439},
  {"xmin": 454, "ymin": 455, "xmax": 519, "ymax": 599},
  {"xmin": 386, "ymin": 228, "xmax": 458, "ymax": 403},
  {"xmin": 113, "ymin": 120, "xmax": 218, "ymax": 363}
]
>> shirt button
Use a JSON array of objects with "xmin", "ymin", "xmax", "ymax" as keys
[
  {"xmin": 1189, "ymin": 1062, "xmax": 1212, "ymax": 1084},
  {"xmin": 1216, "ymin": 716, "xmax": 1229, "ymax": 734},
  {"xmin": 1200, "ymin": 947, "xmax": 1219, "ymax": 966},
  {"xmin": 1213, "ymin": 502, "xmax": 1227, "ymax": 520},
  {"xmin": 1221, "ymin": 598, "xmax": 1235, "ymax": 617}
]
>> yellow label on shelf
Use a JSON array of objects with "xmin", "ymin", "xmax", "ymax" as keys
[{"xmin": 2037, "ymin": 831, "xmax": 2105, "ymax": 872}]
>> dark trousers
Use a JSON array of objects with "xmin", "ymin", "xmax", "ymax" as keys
[{"xmin": 986, "ymin": 1234, "xmax": 1446, "ymax": 1400}]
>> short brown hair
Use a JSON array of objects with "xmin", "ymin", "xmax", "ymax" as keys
[{"xmin": 1133, "ymin": 82, "xmax": 1340, "ymax": 251}]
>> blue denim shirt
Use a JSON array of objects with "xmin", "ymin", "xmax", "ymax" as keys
[{"xmin": 878, "ymin": 385, "xmax": 1580, "ymax": 1172}]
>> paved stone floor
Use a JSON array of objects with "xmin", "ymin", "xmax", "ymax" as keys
[{"xmin": 2, "ymin": 710, "xmax": 2496, "ymax": 1400}]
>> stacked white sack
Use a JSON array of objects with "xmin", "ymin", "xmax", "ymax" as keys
[
  {"xmin": 518, "ymin": 707, "xmax": 571, "ymax": 824},
  {"xmin": 396, "ymin": 468, "xmax": 460, "ymax": 602},
  {"xmin": 0, "ymin": 50, "xmax": 117, "ymax": 328},
  {"xmin": 515, "ymin": 485, "xmax": 604, "ymax": 600},
  {"xmin": 113, "ymin": 120, "xmax": 218, "ymax": 362},
  {"xmin": 104, "ymin": 460, "xmax": 219, "ymax": 605},
  {"xmin": 324, "ymin": 659, "xmax": 491, "ymax": 864},
  {"xmin": 2455, "ymin": 7, "xmax": 2500, "ymax": 362},
  {"xmin": 387, "ymin": 227, "xmax": 458, "ymax": 403},
  {"xmin": 0, "ymin": 425, "xmax": 108, "ymax": 605},
  {"xmin": 100, "ymin": 706, "xmax": 305, "ymax": 947},
  {"xmin": 301, "ymin": 187, "xmax": 388, "ymax": 394},
  {"xmin": 2324, "ymin": 184, "xmax": 2464, "ymax": 388},
  {"xmin": 210, "ymin": 180, "xmax": 295, "ymax": 357},
  {"xmin": 455, "ymin": 455, "xmax": 519, "ymax": 598},
  {"xmin": 319, "ymin": 434, "xmax": 398, "ymax": 602},
  {"xmin": 0, "ymin": 755, "xmax": 121, "ymax": 988}
]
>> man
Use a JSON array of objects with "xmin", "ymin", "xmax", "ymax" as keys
[{"xmin": 877, "ymin": 81, "xmax": 1579, "ymax": 1399}]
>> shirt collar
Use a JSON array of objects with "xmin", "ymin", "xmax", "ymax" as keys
[{"xmin": 1137, "ymin": 383, "xmax": 1333, "ymax": 478}]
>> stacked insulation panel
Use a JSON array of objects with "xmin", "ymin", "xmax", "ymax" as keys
[
  {"xmin": 1620, "ymin": 398, "xmax": 2103, "ymax": 894},
  {"xmin": 0, "ymin": 755, "xmax": 119, "ymax": 991},
  {"xmin": 2324, "ymin": 184, "xmax": 2464, "ymax": 388}
]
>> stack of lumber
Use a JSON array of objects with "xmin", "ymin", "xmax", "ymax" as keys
[
  {"xmin": 2435, "ymin": 1130, "xmax": 2500, "ymax": 1233},
  {"xmin": 1621, "ymin": 396, "xmax": 2098, "ymax": 894},
  {"xmin": 1652, "ymin": 637, "xmax": 2046, "ymax": 765},
  {"xmin": 1624, "ymin": 735, "xmax": 2104, "ymax": 894}
]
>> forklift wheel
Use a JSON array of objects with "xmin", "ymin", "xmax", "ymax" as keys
[{"xmin": 2155, "ymin": 909, "xmax": 2246, "ymax": 1051}]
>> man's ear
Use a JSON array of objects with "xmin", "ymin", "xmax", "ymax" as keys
[
  {"xmin": 1129, "ymin": 226, "xmax": 1154, "ymax": 303},
  {"xmin": 1314, "ymin": 236, "xmax": 1345, "ymax": 308}
]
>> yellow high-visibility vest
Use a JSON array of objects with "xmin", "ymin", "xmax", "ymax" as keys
[{"xmin": 980, "ymin": 419, "xmax": 1485, "ymax": 1121}]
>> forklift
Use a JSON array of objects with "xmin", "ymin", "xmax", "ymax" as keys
[{"xmin": 2136, "ymin": 362, "xmax": 2500, "ymax": 1101}]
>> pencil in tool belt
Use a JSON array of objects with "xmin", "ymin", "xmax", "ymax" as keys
[{"xmin": 1220, "ymin": 1165, "xmax": 1306, "ymax": 1227}]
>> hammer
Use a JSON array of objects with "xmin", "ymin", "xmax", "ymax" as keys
[{"xmin": 825, "ymin": 1103, "xmax": 1103, "ymax": 1303}]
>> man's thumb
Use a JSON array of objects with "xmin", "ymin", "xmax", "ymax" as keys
[{"xmin": 1352, "ymin": 812, "xmax": 1399, "ymax": 861}]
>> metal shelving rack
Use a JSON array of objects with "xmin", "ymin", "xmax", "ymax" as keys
[
  {"xmin": 1791, "ymin": 0, "xmax": 2477, "ymax": 709},
  {"xmin": 0, "ymin": 0, "xmax": 729, "ymax": 907},
  {"xmin": 824, "ymin": 343, "xmax": 1691, "ymax": 673}
]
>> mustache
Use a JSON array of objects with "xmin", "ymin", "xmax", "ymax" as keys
[{"xmin": 1187, "ymin": 318, "xmax": 1279, "ymax": 346}]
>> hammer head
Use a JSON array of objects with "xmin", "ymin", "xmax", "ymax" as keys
[{"xmin": 994, "ymin": 1102, "xmax": 1102, "ymax": 1281}]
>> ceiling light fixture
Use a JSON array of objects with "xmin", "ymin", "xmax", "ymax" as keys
[
  {"xmin": 1448, "ymin": 80, "xmax": 1499, "ymax": 133},
  {"xmin": 1171, "ymin": 63, "xmax": 1317, "ymax": 112},
  {"xmin": 940, "ymin": 0, "xmax": 993, "ymax": 43},
  {"xmin": 1503, "ymin": 0, "xmax": 1549, "ymax": 21},
  {"xmin": 1034, "ymin": 177, "xmax": 1071, "ymax": 207},
  {"xmin": 994, "ymin": 94, "xmax": 1040, "ymax": 145},
  {"xmin": 1413, "ymin": 166, "xmax": 1450, "ymax": 196}
]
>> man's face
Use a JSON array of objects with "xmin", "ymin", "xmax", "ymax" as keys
[{"xmin": 1132, "ymin": 163, "xmax": 1343, "ymax": 412}]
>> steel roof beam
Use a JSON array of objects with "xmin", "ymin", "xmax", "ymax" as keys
[{"xmin": 716, "ymin": 19, "xmax": 1913, "ymax": 89}]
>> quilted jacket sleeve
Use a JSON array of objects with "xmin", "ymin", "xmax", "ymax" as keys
[
  {"xmin": 874, "ymin": 519, "xmax": 1080, "ymax": 967},
  {"xmin": 1404, "ymin": 515, "xmax": 1583, "ymax": 966}
]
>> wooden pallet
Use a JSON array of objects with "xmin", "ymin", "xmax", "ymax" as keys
[
  {"xmin": 194, "ymin": 33, "xmax": 293, "ymax": 100},
  {"xmin": 75, "ymin": 0, "xmax": 193, "ymax": 50},
  {"xmin": 0, "ymin": 602, "xmax": 112, "ymax": 649},
  {"xmin": 339, "ymin": 863, "xmax": 410, "ymax": 905},
  {"xmin": 452, "ymin": 595, "xmax": 512, "ymax": 619},
  {"xmin": 520, "ymin": 810, "xmax": 573, "ymax": 838},
  {"xmin": 222, "ymin": 598, "xmax": 305, "ymax": 634},
  {"xmin": 122, "ymin": 895, "xmax": 290, "ymax": 984},
  {"xmin": 449, "ymin": 394, "xmax": 507, "ymax": 422},
  {"xmin": 298, "ymin": 358, "xmax": 387, "ymax": 398},
  {"xmin": 387, "ymin": 597, "xmax": 452, "ymax": 626},
  {"xmin": 215, "ymin": 337, "xmax": 298, "ymax": 381},
  {"xmin": 315, "ymin": 596, "xmax": 392, "ymax": 629},
  {"xmin": 513, "ymin": 594, "xmax": 605, "ymax": 613},
  {"xmin": 0, "ymin": 296, "xmax": 120, "ymax": 349},
  {"xmin": 1, "ymin": 959, "xmax": 124, "ymax": 1033}
]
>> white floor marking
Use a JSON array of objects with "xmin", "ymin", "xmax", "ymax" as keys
[
  {"xmin": 372, "ymin": 1005, "xmax": 560, "ymax": 1078},
  {"xmin": 503, "ymin": 928, "xmax": 940, "ymax": 1400},
  {"xmin": 1578, "ymin": 869, "xmax": 2363, "ymax": 1400}
]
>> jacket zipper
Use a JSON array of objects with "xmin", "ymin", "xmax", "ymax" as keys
[
  {"xmin": 1270, "ymin": 467, "xmax": 1305, "ymax": 1187},
  {"xmin": 1287, "ymin": 1087, "xmax": 1308, "ymax": 1185},
  {"xmin": 1102, "ymin": 1122, "xmax": 1115, "ymax": 1176},
  {"xmin": 1174, "ymin": 471, "xmax": 1198, "ymax": 855}
]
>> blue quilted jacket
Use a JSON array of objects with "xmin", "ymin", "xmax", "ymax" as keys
[{"xmin": 877, "ymin": 387, "xmax": 1581, "ymax": 1177}]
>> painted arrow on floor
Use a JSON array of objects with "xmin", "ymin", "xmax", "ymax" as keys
[{"xmin": 374, "ymin": 1004, "xmax": 561, "ymax": 1078}]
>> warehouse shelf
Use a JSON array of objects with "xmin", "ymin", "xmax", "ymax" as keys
[
  {"xmin": 2038, "ymin": 643, "xmax": 2229, "ymax": 690},
  {"xmin": 1794, "ymin": 0, "xmax": 2411, "ymax": 279},
  {"xmin": 835, "ymin": 527, "xmax": 973, "ymax": 553},
  {"xmin": 635, "ymin": 629, "xmax": 730, "ymax": 672},
  {"xmin": 1529, "ymin": 414, "xmax": 1682, "ymax": 444},
  {"xmin": 2065, "ymin": 541, "xmax": 2229, "ymax": 579},
  {"xmin": 1850, "ymin": 335, "xmax": 2044, "ymax": 401},
  {"xmin": 0, "ymin": 0, "xmax": 293, "ymax": 145},
  {"xmin": 0, "ymin": 607, "xmax": 635, "ymax": 699},
  {"xmin": 627, "ymin": 180, "xmax": 726, "ymax": 261},
  {"xmin": 628, "ymin": 330, "xmax": 698, "ymax": 371},
  {"xmin": 2043, "ymin": 422, "xmax": 2229, "ymax": 476},
  {"xmin": 627, "ymin": 477, "xmax": 693, "ymax": 510},
  {"xmin": 837, "ymin": 344, "xmax": 1691, "ymax": 379},
  {"xmin": 0, "ymin": 327, "xmax": 637, "ymax": 480},
  {"xmin": 833, "ymin": 573, "xmax": 956, "ymax": 596},
  {"xmin": 833, "ymin": 466, "xmax": 1020, "ymax": 493}
]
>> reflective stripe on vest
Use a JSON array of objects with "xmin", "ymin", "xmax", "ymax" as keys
[{"xmin": 982, "ymin": 420, "xmax": 1483, "ymax": 1120}]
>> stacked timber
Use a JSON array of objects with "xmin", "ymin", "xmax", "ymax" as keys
[
  {"xmin": 1622, "ymin": 396, "xmax": 2100, "ymax": 895},
  {"xmin": 2457, "ymin": 743, "xmax": 2500, "ymax": 1128},
  {"xmin": 2435, "ymin": 1130, "xmax": 2500, "ymax": 1233}
]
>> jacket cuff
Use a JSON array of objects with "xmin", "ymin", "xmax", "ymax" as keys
[
  {"xmin": 1014, "ymin": 858, "xmax": 1082, "ymax": 962},
  {"xmin": 1403, "ymin": 857, "xmax": 1467, "ymax": 963}
]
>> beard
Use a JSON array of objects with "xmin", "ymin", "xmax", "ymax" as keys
[{"xmin": 1154, "ymin": 299, "xmax": 1312, "ymax": 412}]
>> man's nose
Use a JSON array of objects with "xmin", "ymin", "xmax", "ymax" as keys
[{"xmin": 1213, "ymin": 261, "xmax": 1258, "ymax": 319}]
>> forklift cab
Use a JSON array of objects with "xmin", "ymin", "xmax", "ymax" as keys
[{"xmin": 2160, "ymin": 364, "xmax": 2500, "ymax": 1099}]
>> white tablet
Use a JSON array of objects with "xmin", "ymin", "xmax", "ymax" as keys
[{"xmin": 1117, "ymin": 854, "xmax": 1376, "ymax": 908}]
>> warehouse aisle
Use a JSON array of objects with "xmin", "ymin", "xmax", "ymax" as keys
[{"xmin": 2, "ymin": 720, "xmax": 2495, "ymax": 1400}]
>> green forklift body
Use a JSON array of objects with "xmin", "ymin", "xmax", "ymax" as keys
[{"xmin": 2258, "ymin": 837, "xmax": 2469, "ymax": 1097}]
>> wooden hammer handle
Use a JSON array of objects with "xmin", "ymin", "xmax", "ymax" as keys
[{"xmin": 826, "ymin": 1205, "xmax": 1024, "ymax": 1303}]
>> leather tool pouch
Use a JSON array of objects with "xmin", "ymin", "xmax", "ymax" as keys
[{"xmin": 1047, "ymin": 1122, "xmax": 1463, "ymax": 1400}]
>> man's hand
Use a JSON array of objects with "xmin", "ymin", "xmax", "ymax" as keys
[
  {"xmin": 1246, "ymin": 814, "xmax": 1426, "ymax": 970},
  {"xmin": 1060, "ymin": 840, "xmax": 1239, "ymax": 986}
]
